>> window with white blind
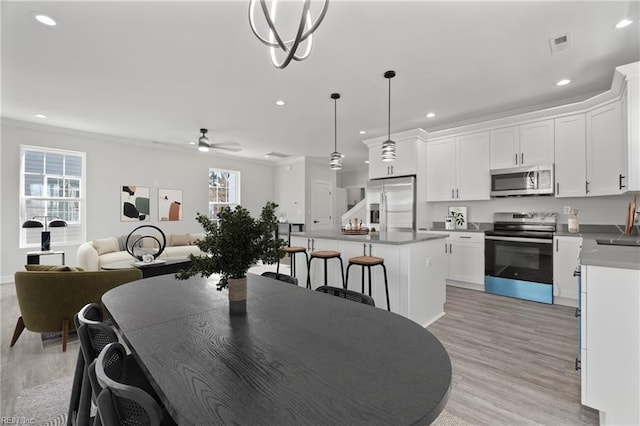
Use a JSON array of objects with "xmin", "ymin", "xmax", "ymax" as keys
[
  {"xmin": 20, "ymin": 146, "xmax": 86, "ymax": 248},
  {"xmin": 209, "ymin": 168, "xmax": 240, "ymax": 219}
]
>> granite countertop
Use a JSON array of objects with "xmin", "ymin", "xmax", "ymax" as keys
[
  {"xmin": 290, "ymin": 230, "xmax": 448, "ymax": 245},
  {"xmin": 579, "ymin": 237, "xmax": 640, "ymax": 270}
]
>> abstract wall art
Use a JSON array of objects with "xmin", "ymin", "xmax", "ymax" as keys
[
  {"xmin": 158, "ymin": 188, "xmax": 182, "ymax": 221},
  {"xmin": 121, "ymin": 185, "xmax": 150, "ymax": 221}
]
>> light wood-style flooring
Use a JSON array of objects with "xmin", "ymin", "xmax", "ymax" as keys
[
  {"xmin": 1, "ymin": 279, "xmax": 599, "ymax": 423},
  {"xmin": 428, "ymin": 285, "xmax": 598, "ymax": 425}
]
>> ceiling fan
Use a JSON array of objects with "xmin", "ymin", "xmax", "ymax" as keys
[{"xmin": 196, "ymin": 128, "xmax": 242, "ymax": 153}]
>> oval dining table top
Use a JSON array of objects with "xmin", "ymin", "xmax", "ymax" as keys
[{"xmin": 102, "ymin": 273, "xmax": 452, "ymax": 425}]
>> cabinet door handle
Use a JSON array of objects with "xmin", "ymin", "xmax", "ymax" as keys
[
  {"xmin": 390, "ymin": 165, "xmax": 394, "ymax": 175},
  {"xmin": 556, "ymin": 239, "xmax": 559, "ymax": 252},
  {"xmin": 369, "ymin": 244, "xmax": 373, "ymax": 256},
  {"xmin": 456, "ymin": 189, "xmax": 459, "ymax": 199},
  {"xmin": 449, "ymin": 243, "xmax": 453, "ymax": 253},
  {"xmin": 460, "ymin": 236, "xmax": 471, "ymax": 239},
  {"xmin": 451, "ymin": 189, "xmax": 455, "ymax": 199},
  {"xmin": 444, "ymin": 243, "xmax": 447, "ymax": 254},
  {"xmin": 586, "ymin": 181, "xmax": 590, "ymax": 194},
  {"xmin": 311, "ymin": 239, "xmax": 315, "ymax": 251},
  {"xmin": 521, "ymin": 153, "xmax": 524, "ymax": 164},
  {"xmin": 515, "ymin": 153, "xmax": 518, "ymax": 165},
  {"xmin": 363, "ymin": 243, "xmax": 367, "ymax": 255},
  {"xmin": 619, "ymin": 174, "xmax": 626, "ymax": 190},
  {"xmin": 556, "ymin": 182, "xmax": 559, "ymax": 195}
]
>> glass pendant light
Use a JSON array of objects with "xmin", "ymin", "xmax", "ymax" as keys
[
  {"xmin": 382, "ymin": 70, "xmax": 396, "ymax": 162},
  {"xmin": 329, "ymin": 93, "xmax": 342, "ymax": 170}
]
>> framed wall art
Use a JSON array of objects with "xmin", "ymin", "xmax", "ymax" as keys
[
  {"xmin": 121, "ymin": 186, "xmax": 150, "ymax": 222},
  {"xmin": 158, "ymin": 188, "xmax": 183, "ymax": 221}
]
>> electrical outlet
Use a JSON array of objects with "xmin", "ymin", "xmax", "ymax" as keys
[{"xmin": 563, "ymin": 206, "xmax": 571, "ymax": 214}]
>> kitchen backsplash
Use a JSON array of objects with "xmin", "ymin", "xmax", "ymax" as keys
[{"xmin": 428, "ymin": 193, "xmax": 638, "ymax": 226}]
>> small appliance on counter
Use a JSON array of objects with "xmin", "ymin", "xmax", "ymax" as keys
[{"xmin": 445, "ymin": 216, "xmax": 455, "ymax": 230}]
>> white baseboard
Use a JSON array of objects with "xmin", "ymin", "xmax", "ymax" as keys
[
  {"xmin": 446, "ymin": 280, "xmax": 484, "ymax": 292},
  {"xmin": 554, "ymin": 296, "xmax": 579, "ymax": 308},
  {"xmin": 1, "ymin": 275, "xmax": 14, "ymax": 284}
]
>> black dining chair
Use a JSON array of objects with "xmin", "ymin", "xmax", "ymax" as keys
[
  {"xmin": 70, "ymin": 303, "xmax": 157, "ymax": 426},
  {"xmin": 261, "ymin": 271, "xmax": 299, "ymax": 286},
  {"xmin": 94, "ymin": 342, "xmax": 167, "ymax": 426},
  {"xmin": 315, "ymin": 285, "xmax": 375, "ymax": 306}
]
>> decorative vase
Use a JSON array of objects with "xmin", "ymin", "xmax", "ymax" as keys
[{"xmin": 228, "ymin": 277, "xmax": 247, "ymax": 315}]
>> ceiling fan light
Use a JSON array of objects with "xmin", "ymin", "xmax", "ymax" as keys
[{"xmin": 198, "ymin": 128, "xmax": 210, "ymax": 152}]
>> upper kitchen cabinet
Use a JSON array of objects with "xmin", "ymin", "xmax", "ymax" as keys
[
  {"xmin": 427, "ymin": 132, "xmax": 490, "ymax": 201},
  {"xmin": 586, "ymin": 100, "xmax": 627, "ymax": 196},
  {"xmin": 489, "ymin": 120, "xmax": 554, "ymax": 169},
  {"xmin": 555, "ymin": 114, "xmax": 587, "ymax": 197},
  {"xmin": 365, "ymin": 129, "xmax": 427, "ymax": 180}
]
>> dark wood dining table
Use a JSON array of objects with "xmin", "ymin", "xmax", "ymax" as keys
[{"xmin": 102, "ymin": 273, "xmax": 452, "ymax": 425}]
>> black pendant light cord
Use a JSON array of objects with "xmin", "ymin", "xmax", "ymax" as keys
[
  {"xmin": 384, "ymin": 70, "xmax": 395, "ymax": 140},
  {"xmin": 331, "ymin": 93, "xmax": 340, "ymax": 151}
]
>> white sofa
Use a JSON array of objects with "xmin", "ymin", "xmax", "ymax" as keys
[{"xmin": 77, "ymin": 232, "xmax": 206, "ymax": 271}]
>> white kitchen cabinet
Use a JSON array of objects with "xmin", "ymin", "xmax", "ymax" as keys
[
  {"xmin": 429, "ymin": 231, "xmax": 485, "ymax": 287},
  {"xmin": 367, "ymin": 139, "xmax": 418, "ymax": 179},
  {"xmin": 489, "ymin": 120, "xmax": 554, "ymax": 169},
  {"xmin": 554, "ymin": 114, "xmax": 587, "ymax": 197},
  {"xmin": 489, "ymin": 126, "xmax": 519, "ymax": 169},
  {"xmin": 586, "ymin": 100, "xmax": 627, "ymax": 196},
  {"xmin": 426, "ymin": 132, "xmax": 490, "ymax": 201},
  {"xmin": 581, "ymin": 264, "xmax": 640, "ymax": 425},
  {"xmin": 552, "ymin": 236, "xmax": 582, "ymax": 306}
]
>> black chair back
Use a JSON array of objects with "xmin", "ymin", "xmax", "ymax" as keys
[
  {"xmin": 261, "ymin": 271, "xmax": 298, "ymax": 286},
  {"xmin": 315, "ymin": 286, "xmax": 375, "ymax": 306}
]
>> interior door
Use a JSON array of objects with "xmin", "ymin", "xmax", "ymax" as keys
[{"xmin": 311, "ymin": 180, "xmax": 332, "ymax": 230}]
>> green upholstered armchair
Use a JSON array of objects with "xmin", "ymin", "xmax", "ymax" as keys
[{"xmin": 11, "ymin": 269, "xmax": 143, "ymax": 352}]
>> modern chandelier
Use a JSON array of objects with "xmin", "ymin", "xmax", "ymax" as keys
[
  {"xmin": 248, "ymin": 0, "xmax": 329, "ymax": 69},
  {"xmin": 382, "ymin": 70, "xmax": 396, "ymax": 162},
  {"xmin": 329, "ymin": 93, "xmax": 342, "ymax": 171}
]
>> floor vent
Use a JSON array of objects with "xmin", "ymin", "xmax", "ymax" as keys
[{"xmin": 549, "ymin": 33, "xmax": 571, "ymax": 53}]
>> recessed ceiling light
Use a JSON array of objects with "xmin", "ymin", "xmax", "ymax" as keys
[
  {"xmin": 359, "ymin": 130, "xmax": 367, "ymax": 135},
  {"xmin": 556, "ymin": 79, "xmax": 571, "ymax": 86},
  {"xmin": 365, "ymin": 160, "xmax": 370, "ymax": 164},
  {"xmin": 275, "ymin": 100, "xmax": 286, "ymax": 106},
  {"xmin": 616, "ymin": 19, "xmax": 633, "ymax": 29},
  {"xmin": 264, "ymin": 154, "xmax": 270, "ymax": 158},
  {"xmin": 188, "ymin": 141, "xmax": 195, "ymax": 145},
  {"xmin": 34, "ymin": 113, "xmax": 47, "ymax": 119},
  {"xmin": 34, "ymin": 14, "xmax": 57, "ymax": 26},
  {"xmin": 426, "ymin": 112, "xmax": 436, "ymax": 118}
]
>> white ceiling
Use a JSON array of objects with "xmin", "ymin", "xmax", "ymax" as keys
[{"xmin": 2, "ymin": 1, "xmax": 639, "ymax": 170}]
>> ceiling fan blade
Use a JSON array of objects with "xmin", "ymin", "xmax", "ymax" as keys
[{"xmin": 211, "ymin": 144, "xmax": 242, "ymax": 152}]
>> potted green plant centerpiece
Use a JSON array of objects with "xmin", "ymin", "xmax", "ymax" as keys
[{"xmin": 176, "ymin": 201, "xmax": 285, "ymax": 314}]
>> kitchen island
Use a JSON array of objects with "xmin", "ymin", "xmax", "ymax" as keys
[
  {"xmin": 290, "ymin": 231, "xmax": 448, "ymax": 327},
  {"xmin": 579, "ymin": 237, "xmax": 640, "ymax": 425}
]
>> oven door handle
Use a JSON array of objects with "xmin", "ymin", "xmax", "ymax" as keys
[{"xmin": 485, "ymin": 236, "xmax": 553, "ymax": 244}]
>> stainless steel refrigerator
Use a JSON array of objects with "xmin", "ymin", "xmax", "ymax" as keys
[{"xmin": 366, "ymin": 176, "xmax": 416, "ymax": 232}]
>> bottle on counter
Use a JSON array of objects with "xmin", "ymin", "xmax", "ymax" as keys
[{"xmin": 568, "ymin": 209, "xmax": 579, "ymax": 233}]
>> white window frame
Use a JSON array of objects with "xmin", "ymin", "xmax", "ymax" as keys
[
  {"xmin": 209, "ymin": 168, "xmax": 241, "ymax": 219},
  {"xmin": 19, "ymin": 145, "xmax": 86, "ymax": 248}
]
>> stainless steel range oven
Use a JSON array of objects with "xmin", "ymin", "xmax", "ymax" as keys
[{"xmin": 484, "ymin": 212, "xmax": 557, "ymax": 304}]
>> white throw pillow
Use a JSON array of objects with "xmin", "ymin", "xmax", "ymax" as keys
[
  {"xmin": 171, "ymin": 233, "xmax": 189, "ymax": 247},
  {"xmin": 92, "ymin": 238, "xmax": 119, "ymax": 255},
  {"xmin": 189, "ymin": 233, "xmax": 205, "ymax": 245}
]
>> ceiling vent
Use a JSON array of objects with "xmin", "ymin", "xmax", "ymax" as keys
[
  {"xmin": 264, "ymin": 151, "xmax": 290, "ymax": 159},
  {"xmin": 549, "ymin": 33, "xmax": 571, "ymax": 53}
]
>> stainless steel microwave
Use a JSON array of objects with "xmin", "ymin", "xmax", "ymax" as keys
[{"xmin": 490, "ymin": 164, "xmax": 554, "ymax": 197}]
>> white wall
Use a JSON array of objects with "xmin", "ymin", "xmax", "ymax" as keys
[
  {"xmin": 339, "ymin": 167, "xmax": 368, "ymax": 188},
  {"xmin": 427, "ymin": 194, "xmax": 637, "ymax": 226},
  {"xmin": 1, "ymin": 121, "xmax": 275, "ymax": 282},
  {"xmin": 273, "ymin": 157, "xmax": 305, "ymax": 224}
]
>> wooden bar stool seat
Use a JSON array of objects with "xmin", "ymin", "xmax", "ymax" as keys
[
  {"xmin": 308, "ymin": 250, "xmax": 345, "ymax": 290},
  {"xmin": 346, "ymin": 255, "xmax": 390, "ymax": 311},
  {"xmin": 277, "ymin": 246, "xmax": 308, "ymax": 282}
]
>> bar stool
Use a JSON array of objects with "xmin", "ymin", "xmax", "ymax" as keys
[
  {"xmin": 277, "ymin": 246, "xmax": 308, "ymax": 280},
  {"xmin": 345, "ymin": 255, "xmax": 390, "ymax": 311},
  {"xmin": 307, "ymin": 250, "xmax": 345, "ymax": 290}
]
